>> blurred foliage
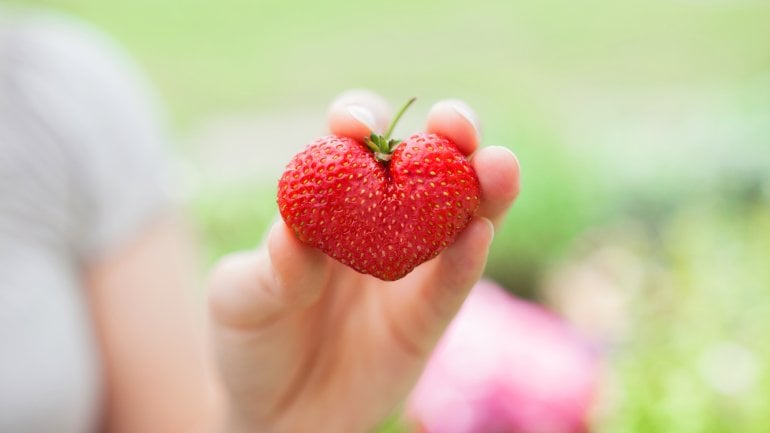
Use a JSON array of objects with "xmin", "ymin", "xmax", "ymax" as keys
[
  {"xmin": 7, "ymin": 0, "xmax": 770, "ymax": 431},
  {"xmin": 9, "ymin": 0, "xmax": 768, "ymax": 269},
  {"xmin": 190, "ymin": 183, "xmax": 277, "ymax": 265},
  {"xmin": 7, "ymin": 0, "xmax": 770, "ymax": 124},
  {"xmin": 599, "ymin": 199, "xmax": 770, "ymax": 433}
]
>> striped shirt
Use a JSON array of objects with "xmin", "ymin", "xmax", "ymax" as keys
[{"xmin": 0, "ymin": 11, "xmax": 168, "ymax": 432}]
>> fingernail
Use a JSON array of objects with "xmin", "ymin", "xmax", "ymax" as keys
[
  {"xmin": 449, "ymin": 100, "xmax": 481, "ymax": 140},
  {"xmin": 347, "ymin": 105, "xmax": 377, "ymax": 132},
  {"xmin": 489, "ymin": 145, "xmax": 518, "ymax": 164},
  {"xmin": 489, "ymin": 145, "xmax": 521, "ymax": 181},
  {"xmin": 480, "ymin": 217, "xmax": 495, "ymax": 241}
]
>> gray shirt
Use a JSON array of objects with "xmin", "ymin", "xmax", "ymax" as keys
[{"xmin": 0, "ymin": 11, "xmax": 168, "ymax": 432}]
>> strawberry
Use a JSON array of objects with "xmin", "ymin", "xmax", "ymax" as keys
[{"xmin": 277, "ymin": 98, "xmax": 481, "ymax": 281}]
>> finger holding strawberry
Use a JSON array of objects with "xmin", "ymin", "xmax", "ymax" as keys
[
  {"xmin": 329, "ymin": 89, "xmax": 519, "ymax": 229},
  {"xmin": 208, "ymin": 90, "xmax": 520, "ymax": 433},
  {"xmin": 281, "ymin": 95, "xmax": 484, "ymax": 281}
]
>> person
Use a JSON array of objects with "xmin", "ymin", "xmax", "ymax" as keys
[{"xmin": 0, "ymin": 11, "xmax": 520, "ymax": 433}]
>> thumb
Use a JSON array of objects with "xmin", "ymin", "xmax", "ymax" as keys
[{"xmin": 208, "ymin": 221, "xmax": 330, "ymax": 329}]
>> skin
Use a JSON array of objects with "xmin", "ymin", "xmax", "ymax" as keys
[{"xmin": 87, "ymin": 89, "xmax": 520, "ymax": 433}]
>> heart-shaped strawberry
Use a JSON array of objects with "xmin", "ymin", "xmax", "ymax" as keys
[{"xmin": 277, "ymin": 98, "xmax": 480, "ymax": 281}]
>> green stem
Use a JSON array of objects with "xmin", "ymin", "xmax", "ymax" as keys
[
  {"xmin": 384, "ymin": 97, "xmax": 417, "ymax": 141},
  {"xmin": 364, "ymin": 96, "xmax": 417, "ymax": 162}
]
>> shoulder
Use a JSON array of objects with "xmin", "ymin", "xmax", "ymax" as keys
[
  {"xmin": 1, "ymin": 10, "xmax": 166, "ymax": 137},
  {"xmin": 2, "ymin": 10, "xmax": 147, "ymax": 91},
  {"xmin": 0, "ymin": 10, "xmax": 171, "ymax": 259}
]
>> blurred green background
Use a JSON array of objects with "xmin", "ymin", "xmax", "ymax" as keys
[{"xmin": 7, "ymin": 0, "xmax": 770, "ymax": 431}]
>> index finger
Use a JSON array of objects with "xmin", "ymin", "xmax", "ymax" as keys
[{"xmin": 327, "ymin": 89, "xmax": 392, "ymax": 140}]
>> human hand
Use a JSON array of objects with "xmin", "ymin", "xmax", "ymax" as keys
[{"xmin": 208, "ymin": 90, "xmax": 520, "ymax": 433}]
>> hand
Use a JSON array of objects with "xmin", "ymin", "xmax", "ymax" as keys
[{"xmin": 207, "ymin": 90, "xmax": 521, "ymax": 433}]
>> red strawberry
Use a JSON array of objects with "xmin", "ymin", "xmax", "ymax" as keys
[{"xmin": 277, "ymin": 98, "xmax": 480, "ymax": 281}]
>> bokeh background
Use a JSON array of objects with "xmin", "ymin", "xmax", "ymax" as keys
[{"xmin": 7, "ymin": 0, "xmax": 770, "ymax": 431}]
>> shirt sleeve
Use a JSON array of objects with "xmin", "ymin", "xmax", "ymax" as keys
[{"xmin": 0, "ymin": 12, "xmax": 173, "ymax": 260}]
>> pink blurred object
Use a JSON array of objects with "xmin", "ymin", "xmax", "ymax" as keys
[{"xmin": 407, "ymin": 280, "xmax": 601, "ymax": 433}]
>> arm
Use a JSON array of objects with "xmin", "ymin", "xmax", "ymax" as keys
[
  {"xmin": 0, "ymin": 14, "xmax": 224, "ymax": 433},
  {"xmin": 86, "ymin": 216, "xmax": 224, "ymax": 433},
  {"xmin": 86, "ymin": 90, "xmax": 519, "ymax": 433}
]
